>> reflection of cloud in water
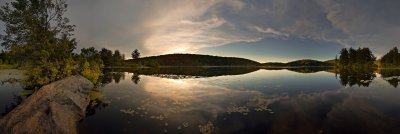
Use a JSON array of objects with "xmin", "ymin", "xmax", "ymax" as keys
[
  {"xmin": 141, "ymin": 77, "xmax": 281, "ymax": 118},
  {"xmin": 266, "ymin": 88, "xmax": 400, "ymax": 134},
  {"xmin": 114, "ymin": 76, "xmax": 289, "ymax": 133},
  {"xmin": 143, "ymin": 77, "xmax": 263, "ymax": 102},
  {"xmin": 108, "ymin": 72, "xmax": 400, "ymax": 133}
]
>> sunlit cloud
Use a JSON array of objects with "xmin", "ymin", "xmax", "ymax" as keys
[
  {"xmin": 254, "ymin": 26, "xmax": 289, "ymax": 38},
  {"xmin": 3, "ymin": 0, "xmax": 397, "ymax": 60}
]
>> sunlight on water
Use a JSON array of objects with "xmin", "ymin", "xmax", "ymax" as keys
[
  {"xmin": 76, "ymin": 68, "xmax": 400, "ymax": 133},
  {"xmin": 2, "ymin": 68, "xmax": 400, "ymax": 133}
]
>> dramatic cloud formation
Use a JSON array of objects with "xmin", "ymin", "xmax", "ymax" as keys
[{"xmin": 1, "ymin": 0, "xmax": 400, "ymax": 61}]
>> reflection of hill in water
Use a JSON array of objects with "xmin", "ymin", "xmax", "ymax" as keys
[
  {"xmin": 105, "ymin": 67, "xmax": 260, "ymax": 79},
  {"xmin": 286, "ymin": 67, "xmax": 334, "ymax": 73},
  {"xmin": 106, "ymin": 67, "xmax": 336, "ymax": 79},
  {"xmin": 261, "ymin": 67, "xmax": 334, "ymax": 73},
  {"xmin": 103, "ymin": 67, "xmax": 400, "ymax": 88}
]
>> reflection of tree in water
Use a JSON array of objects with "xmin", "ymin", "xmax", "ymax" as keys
[
  {"xmin": 85, "ymin": 71, "xmax": 116, "ymax": 116},
  {"xmin": 98, "ymin": 71, "xmax": 113, "ymax": 87},
  {"xmin": 131, "ymin": 73, "xmax": 140, "ymax": 84},
  {"xmin": 285, "ymin": 67, "xmax": 333, "ymax": 73},
  {"xmin": 106, "ymin": 67, "xmax": 259, "ymax": 78},
  {"xmin": 379, "ymin": 69, "xmax": 400, "ymax": 88},
  {"xmin": 112, "ymin": 72, "xmax": 125, "ymax": 84},
  {"xmin": 86, "ymin": 90, "xmax": 110, "ymax": 117},
  {"xmin": 261, "ymin": 93, "xmax": 400, "ymax": 134},
  {"xmin": 335, "ymin": 68, "xmax": 376, "ymax": 87},
  {"xmin": 96, "ymin": 71, "xmax": 126, "ymax": 87}
]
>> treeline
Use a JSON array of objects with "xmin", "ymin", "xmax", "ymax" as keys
[
  {"xmin": 381, "ymin": 47, "xmax": 400, "ymax": 67},
  {"xmin": 336, "ymin": 47, "xmax": 400, "ymax": 68},
  {"xmin": 0, "ymin": 0, "xmax": 77, "ymax": 88},
  {"xmin": 337, "ymin": 47, "xmax": 376, "ymax": 68},
  {"xmin": 78, "ymin": 47, "xmax": 125, "ymax": 67},
  {"xmin": 263, "ymin": 59, "xmax": 333, "ymax": 67},
  {"xmin": 0, "ymin": 51, "xmax": 17, "ymax": 65},
  {"xmin": 75, "ymin": 47, "xmax": 128, "ymax": 83},
  {"xmin": 0, "ymin": 0, "xmax": 133, "ymax": 88},
  {"xmin": 126, "ymin": 54, "xmax": 261, "ymax": 67}
]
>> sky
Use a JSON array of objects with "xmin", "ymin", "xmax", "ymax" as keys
[{"xmin": 1, "ymin": 0, "xmax": 400, "ymax": 62}]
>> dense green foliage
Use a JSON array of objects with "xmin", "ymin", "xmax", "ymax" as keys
[
  {"xmin": 263, "ymin": 59, "xmax": 333, "ymax": 67},
  {"xmin": 112, "ymin": 50, "xmax": 124, "ymax": 66},
  {"xmin": 0, "ymin": 0, "xmax": 129, "ymax": 88},
  {"xmin": 337, "ymin": 47, "xmax": 376, "ymax": 68},
  {"xmin": 0, "ymin": 0, "xmax": 105, "ymax": 88},
  {"xmin": 76, "ymin": 47, "xmax": 127, "ymax": 83},
  {"xmin": 380, "ymin": 47, "xmax": 400, "ymax": 67},
  {"xmin": 0, "ymin": 50, "xmax": 18, "ymax": 65},
  {"xmin": 339, "ymin": 48, "xmax": 349, "ymax": 66},
  {"xmin": 125, "ymin": 54, "xmax": 261, "ymax": 67},
  {"xmin": 76, "ymin": 47, "xmax": 103, "ymax": 83},
  {"xmin": 0, "ymin": 0, "xmax": 79, "ymax": 88},
  {"xmin": 95, "ymin": 48, "xmax": 125, "ymax": 67}
]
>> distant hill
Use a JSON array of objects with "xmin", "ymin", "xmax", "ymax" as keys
[
  {"xmin": 106, "ymin": 67, "xmax": 260, "ymax": 78},
  {"xmin": 263, "ymin": 59, "xmax": 334, "ymax": 67},
  {"xmin": 262, "ymin": 62, "xmax": 286, "ymax": 67},
  {"xmin": 125, "ymin": 54, "xmax": 261, "ymax": 67},
  {"xmin": 286, "ymin": 59, "xmax": 334, "ymax": 66},
  {"xmin": 324, "ymin": 59, "xmax": 337, "ymax": 65}
]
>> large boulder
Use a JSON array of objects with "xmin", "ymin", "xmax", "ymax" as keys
[{"xmin": 0, "ymin": 75, "xmax": 93, "ymax": 134}]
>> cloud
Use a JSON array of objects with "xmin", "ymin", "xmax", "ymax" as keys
[
  {"xmin": 254, "ymin": 26, "xmax": 289, "ymax": 37},
  {"xmin": 315, "ymin": 0, "xmax": 400, "ymax": 56},
  {"xmin": 64, "ymin": 0, "xmax": 248, "ymax": 56},
  {"xmin": 140, "ymin": 0, "xmax": 264, "ymax": 55},
  {"xmin": 2, "ymin": 0, "xmax": 399, "ymax": 59}
]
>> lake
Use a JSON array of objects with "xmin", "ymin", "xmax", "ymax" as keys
[{"xmin": 2, "ymin": 67, "xmax": 400, "ymax": 134}]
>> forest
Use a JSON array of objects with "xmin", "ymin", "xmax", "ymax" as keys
[
  {"xmin": 336, "ymin": 47, "xmax": 376, "ymax": 68},
  {"xmin": 336, "ymin": 47, "xmax": 400, "ymax": 68},
  {"xmin": 125, "ymin": 54, "xmax": 261, "ymax": 67},
  {"xmin": 380, "ymin": 47, "xmax": 400, "ymax": 67},
  {"xmin": 0, "ymin": 0, "xmax": 129, "ymax": 88}
]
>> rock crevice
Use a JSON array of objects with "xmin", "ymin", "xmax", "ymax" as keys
[{"xmin": 0, "ymin": 75, "xmax": 93, "ymax": 134}]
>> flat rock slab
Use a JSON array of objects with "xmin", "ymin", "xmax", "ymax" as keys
[{"xmin": 0, "ymin": 75, "xmax": 93, "ymax": 134}]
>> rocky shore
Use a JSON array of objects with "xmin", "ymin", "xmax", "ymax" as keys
[{"xmin": 0, "ymin": 76, "xmax": 93, "ymax": 134}]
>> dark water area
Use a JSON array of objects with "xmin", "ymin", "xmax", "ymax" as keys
[
  {"xmin": 2, "ymin": 68, "xmax": 400, "ymax": 133},
  {"xmin": 78, "ymin": 67, "xmax": 400, "ymax": 134},
  {"xmin": 0, "ymin": 69, "xmax": 26, "ymax": 117}
]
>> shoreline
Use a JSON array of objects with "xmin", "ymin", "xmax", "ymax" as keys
[{"xmin": 104, "ymin": 66, "xmax": 336, "ymax": 68}]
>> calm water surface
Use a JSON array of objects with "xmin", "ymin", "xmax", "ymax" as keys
[
  {"xmin": 0, "ymin": 69, "xmax": 25, "ymax": 116},
  {"xmin": 2, "ymin": 68, "xmax": 400, "ymax": 134}
]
